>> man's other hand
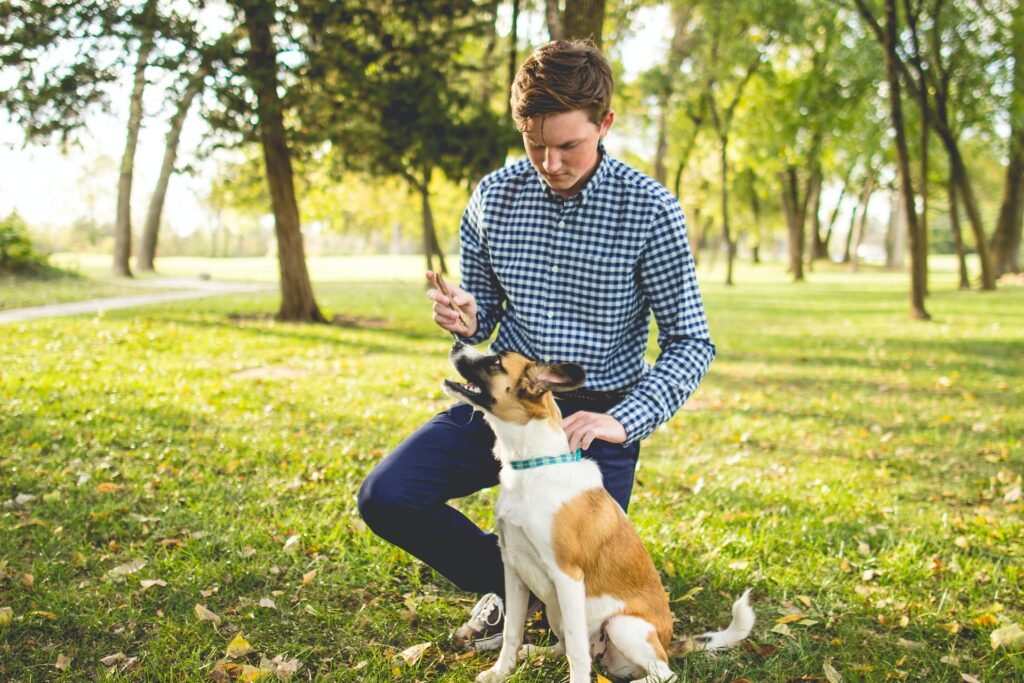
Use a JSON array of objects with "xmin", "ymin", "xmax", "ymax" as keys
[
  {"xmin": 563, "ymin": 411, "xmax": 627, "ymax": 451},
  {"xmin": 426, "ymin": 272, "xmax": 479, "ymax": 337}
]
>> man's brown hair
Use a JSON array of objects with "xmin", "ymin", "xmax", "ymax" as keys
[{"xmin": 510, "ymin": 40, "xmax": 613, "ymax": 132}]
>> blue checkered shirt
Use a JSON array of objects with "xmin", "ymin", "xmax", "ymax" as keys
[{"xmin": 457, "ymin": 148, "xmax": 715, "ymax": 444}]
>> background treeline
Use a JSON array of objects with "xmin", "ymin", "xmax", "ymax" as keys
[{"xmin": 1, "ymin": 0, "xmax": 1021, "ymax": 321}]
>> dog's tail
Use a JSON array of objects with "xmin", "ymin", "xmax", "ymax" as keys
[{"xmin": 696, "ymin": 589, "xmax": 755, "ymax": 651}]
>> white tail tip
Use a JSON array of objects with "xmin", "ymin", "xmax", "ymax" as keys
[{"xmin": 698, "ymin": 589, "xmax": 755, "ymax": 651}]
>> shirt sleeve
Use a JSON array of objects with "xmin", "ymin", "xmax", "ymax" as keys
[
  {"xmin": 608, "ymin": 199, "xmax": 716, "ymax": 443},
  {"xmin": 457, "ymin": 181, "xmax": 505, "ymax": 344}
]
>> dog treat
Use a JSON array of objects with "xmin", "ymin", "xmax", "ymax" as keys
[{"xmin": 433, "ymin": 271, "xmax": 470, "ymax": 328}]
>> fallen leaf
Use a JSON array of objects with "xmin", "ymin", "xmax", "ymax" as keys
[
  {"xmin": 954, "ymin": 536, "xmax": 969, "ymax": 551},
  {"xmin": 140, "ymin": 579, "xmax": 167, "ymax": 590},
  {"xmin": 263, "ymin": 654, "xmax": 301, "ymax": 680},
  {"xmin": 21, "ymin": 573, "xmax": 33, "ymax": 589},
  {"xmin": 195, "ymin": 603, "xmax": 222, "ymax": 625},
  {"xmin": 961, "ymin": 674, "xmax": 981, "ymax": 683},
  {"xmin": 259, "ymin": 597, "xmax": 277, "ymax": 609},
  {"xmin": 96, "ymin": 482, "xmax": 125, "ymax": 494},
  {"xmin": 54, "ymin": 654, "xmax": 70, "ymax": 671},
  {"xmin": 158, "ymin": 538, "xmax": 182, "ymax": 548},
  {"xmin": 770, "ymin": 623, "xmax": 791, "ymax": 637},
  {"xmin": 226, "ymin": 632, "xmax": 253, "ymax": 658},
  {"xmin": 823, "ymin": 656, "xmax": 843, "ymax": 683},
  {"xmin": 973, "ymin": 613, "xmax": 999, "ymax": 628},
  {"xmin": 797, "ymin": 595, "xmax": 813, "ymax": 608},
  {"xmin": 991, "ymin": 623, "xmax": 1024, "ymax": 651},
  {"xmin": 1004, "ymin": 486, "xmax": 1022, "ymax": 503},
  {"xmin": 397, "ymin": 642, "xmax": 431, "ymax": 666},
  {"xmin": 671, "ymin": 586, "xmax": 703, "ymax": 603},
  {"xmin": 14, "ymin": 493, "xmax": 36, "ymax": 505},
  {"xmin": 862, "ymin": 569, "xmax": 878, "ymax": 581},
  {"xmin": 302, "ymin": 569, "xmax": 317, "ymax": 585},
  {"xmin": 663, "ymin": 561, "xmax": 676, "ymax": 578},
  {"xmin": 283, "ymin": 535, "xmax": 300, "ymax": 553},
  {"xmin": 840, "ymin": 558, "xmax": 852, "ymax": 573},
  {"xmin": 940, "ymin": 655, "xmax": 960, "ymax": 666},
  {"xmin": 28, "ymin": 610, "xmax": 57, "ymax": 620},
  {"xmin": 897, "ymin": 638, "xmax": 923, "ymax": 649},
  {"xmin": 728, "ymin": 559, "xmax": 750, "ymax": 570},
  {"xmin": 0, "ymin": 607, "xmax": 12, "ymax": 627},
  {"xmin": 107, "ymin": 559, "xmax": 146, "ymax": 579},
  {"xmin": 100, "ymin": 652, "xmax": 126, "ymax": 667},
  {"xmin": 776, "ymin": 613, "xmax": 807, "ymax": 625},
  {"xmin": 942, "ymin": 622, "xmax": 962, "ymax": 635}
]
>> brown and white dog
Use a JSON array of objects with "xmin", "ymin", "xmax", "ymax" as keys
[{"xmin": 443, "ymin": 342, "xmax": 754, "ymax": 683}]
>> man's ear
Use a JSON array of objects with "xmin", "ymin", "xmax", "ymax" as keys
[{"xmin": 525, "ymin": 362, "xmax": 586, "ymax": 395}]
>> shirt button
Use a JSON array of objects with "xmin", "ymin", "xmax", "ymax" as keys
[
  {"xmin": 552, "ymin": 265, "xmax": 559, "ymax": 272},
  {"xmin": 558, "ymin": 220, "xmax": 565, "ymax": 228},
  {"xmin": 547, "ymin": 312, "xmax": 553, "ymax": 318}
]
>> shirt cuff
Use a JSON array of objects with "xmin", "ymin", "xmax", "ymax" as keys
[{"xmin": 608, "ymin": 397, "xmax": 660, "ymax": 445}]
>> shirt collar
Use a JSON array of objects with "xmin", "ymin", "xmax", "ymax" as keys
[{"xmin": 536, "ymin": 142, "xmax": 613, "ymax": 206}]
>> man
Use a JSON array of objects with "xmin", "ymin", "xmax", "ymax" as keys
[{"xmin": 357, "ymin": 39, "xmax": 715, "ymax": 651}]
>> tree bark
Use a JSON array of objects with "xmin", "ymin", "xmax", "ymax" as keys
[
  {"xmin": 507, "ymin": 0, "xmax": 520, "ymax": 123},
  {"xmin": 883, "ymin": 0, "xmax": 928, "ymax": 319},
  {"xmin": 244, "ymin": 0, "xmax": 325, "ymax": 323},
  {"xmin": 545, "ymin": 0, "xmax": 565, "ymax": 41},
  {"xmin": 719, "ymin": 135, "xmax": 735, "ymax": 286},
  {"xmin": 137, "ymin": 63, "xmax": 210, "ymax": 271},
  {"xmin": 419, "ymin": 166, "xmax": 448, "ymax": 275},
  {"xmin": 948, "ymin": 173, "xmax": 970, "ymax": 289},
  {"xmin": 780, "ymin": 167, "xmax": 805, "ymax": 282},
  {"xmin": 562, "ymin": 0, "xmax": 604, "ymax": 45},
  {"xmin": 805, "ymin": 166, "xmax": 822, "ymax": 270},
  {"xmin": 990, "ymin": 0, "xmax": 1024, "ymax": 276},
  {"xmin": 112, "ymin": 0, "xmax": 158, "ymax": 278}
]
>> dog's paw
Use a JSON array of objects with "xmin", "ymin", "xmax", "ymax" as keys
[{"xmin": 475, "ymin": 667, "xmax": 511, "ymax": 683}]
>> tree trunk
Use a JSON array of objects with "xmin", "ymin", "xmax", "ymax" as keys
[
  {"xmin": 112, "ymin": 0, "xmax": 158, "ymax": 278},
  {"xmin": 420, "ymin": 167, "xmax": 448, "ymax": 275},
  {"xmin": 947, "ymin": 143, "xmax": 996, "ymax": 289},
  {"xmin": 562, "ymin": 0, "xmax": 605, "ymax": 45},
  {"xmin": 545, "ymin": 0, "xmax": 565, "ymax": 41},
  {"xmin": 780, "ymin": 168, "xmax": 805, "ymax": 282},
  {"xmin": 948, "ymin": 173, "xmax": 970, "ymax": 289},
  {"xmin": 719, "ymin": 136, "xmax": 734, "ymax": 286},
  {"xmin": 845, "ymin": 174, "xmax": 875, "ymax": 267},
  {"xmin": 805, "ymin": 168, "xmax": 822, "ymax": 271},
  {"xmin": 883, "ymin": 0, "xmax": 929, "ymax": 319},
  {"xmin": 507, "ymin": 0, "xmax": 520, "ymax": 123},
  {"xmin": 653, "ymin": 5, "xmax": 693, "ymax": 187},
  {"xmin": 137, "ymin": 63, "xmax": 210, "ymax": 271},
  {"xmin": 821, "ymin": 184, "xmax": 846, "ymax": 260},
  {"xmin": 991, "ymin": 1, "xmax": 1024, "ymax": 276},
  {"xmin": 244, "ymin": 1, "xmax": 325, "ymax": 323}
]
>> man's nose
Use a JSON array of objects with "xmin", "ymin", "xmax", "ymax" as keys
[{"xmin": 543, "ymin": 148, "xmax": 562, "ymax": 173}]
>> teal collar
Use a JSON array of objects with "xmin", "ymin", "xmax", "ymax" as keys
[{"xmin": 509, "ymin": 449, "xmax": 583, "ymax": 471}]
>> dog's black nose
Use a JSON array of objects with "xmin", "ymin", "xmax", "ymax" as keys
[{"xmin": 451, "ymin": 341, "xmax": 465, "ymax": 352}]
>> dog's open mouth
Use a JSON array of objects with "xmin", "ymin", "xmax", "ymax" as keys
[{"xmin": 444, "ymin": 379, "xmax": 483, "ymax": 396}]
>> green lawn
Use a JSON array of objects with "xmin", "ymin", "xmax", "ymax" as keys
[{"xmin": 1, "ymin": 261, "xmax": 1022, "ymax": 681}]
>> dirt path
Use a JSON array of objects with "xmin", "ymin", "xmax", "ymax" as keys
[{"xmin": 0, "ymin": 279, "xmax": 272, "ymax": 324}]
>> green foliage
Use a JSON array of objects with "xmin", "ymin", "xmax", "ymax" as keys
[{"xmin": 0, "ymin": 211, "xmax": 49, "ymax": 274}]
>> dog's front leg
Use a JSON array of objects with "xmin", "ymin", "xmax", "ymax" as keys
[
  {"xmin": 553, "ymin": 574, "xmax": 591, "ymax": 683},
  {"xmin": 475, "ymin": 566, "xmax": 529, "ymax": 683}
]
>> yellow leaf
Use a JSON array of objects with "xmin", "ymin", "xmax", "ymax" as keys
[
  {"xmin": 0, "ymin": 607, "xmax": 12, "ymax": 628},
  {"xmin": 28, "ymin": 610, "xmax": 57, "ymax": 620},
  {"xmin": 823, "ymin": 656, "xmax": 844, "ymax": 683},
  {"xmin": 775, "ymin": 614, "xmax": 807, "ymax": 625},
  {"xmin": 96, "ymin": 482, "xmax": 125, "ymax": 493},
  {"xmin": 302, "ymin": 569, "xmax": 317, "ymax": 585},
  {"xmin": 21, "ymin": 574, "xmax": 33, "ymax": 589},
  {"xmin": 954, "ymin": 536, "xmax": 969, "ymax": 551},
  {"xmin": 195, "ymin": 604, "xmax": 221, "ymax": 625},
  {"xmin": 797, "ymin": 595, "xmax": 813, "ymax": 608},
  {"xmin": 663, "ymin": 561, "xmax": 676, "ymax": 578},
  {"xmin": 226, "ymin": 632, "xmax": 253, "ymax": 658},
  {"xmin": 990, "ymin": 623, "xmax": 1024, "ymax": 651},
  {"xmin": 973, "ymin": 613, "xmax": 998, "ymax": 628},
  {"xmin": 840, "ymin": 558, "xmax": 852, "ymax": 573},
  {"xmin": 671, "ymin": 586, "xmax": 703, "ymax": 603},
  {"xmin": 54, "ymin": 654, "xmax": 71, "ymax": 670}
]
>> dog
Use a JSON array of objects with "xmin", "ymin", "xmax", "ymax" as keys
[{"xmin": 442, "ymin": 342, "xmax": 755, "ymax": 683}]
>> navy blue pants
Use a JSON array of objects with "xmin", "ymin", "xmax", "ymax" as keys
[{"xmin": 357, "ymin": 398, "xmax": 640, "ymax": 597}]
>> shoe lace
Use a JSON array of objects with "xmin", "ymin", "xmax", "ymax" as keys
[{"xmin": 470, "ymin": 593, "xmax": 504, "ymax": 628}]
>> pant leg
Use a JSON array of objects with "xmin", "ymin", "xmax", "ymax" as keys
[{"xmin": 357, "ymin": 403, "xmax": 504, "ymax": 595}]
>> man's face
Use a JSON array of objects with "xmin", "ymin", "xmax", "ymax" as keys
[{"xmin": 522, "ymin": 109, "xmax": 615, "ymax": 199}]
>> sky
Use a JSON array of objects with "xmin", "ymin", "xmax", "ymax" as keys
[{"xmin": 0, "ymin": 5, "xmax": 669, "ymax": 238}]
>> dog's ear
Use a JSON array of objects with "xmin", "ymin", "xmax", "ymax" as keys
[{"xmin": 524, "ymin": 362, "xmax": 585, "ymax": 396}]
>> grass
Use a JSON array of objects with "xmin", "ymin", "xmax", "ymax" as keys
[{"xmin": 1, "ymin": 257, "xmax": 1022, "ymax": 681}]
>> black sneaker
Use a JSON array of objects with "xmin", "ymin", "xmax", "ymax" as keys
[{"xmin": 452, "ymin": 593, "xmax": 505, "ymax": 651}]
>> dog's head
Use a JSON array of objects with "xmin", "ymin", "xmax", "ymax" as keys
[{"xmin": 442, "ymin": 342, "xmax": 585, "ymax": 424}]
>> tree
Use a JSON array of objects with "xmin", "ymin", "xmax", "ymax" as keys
[
  {"xmin": 990, "ymin": 0, "xmax": 1024, "ymax": 276},
  {"xmin": 545, "ymin": 0, "xmax": 606, "ymax": 45}
]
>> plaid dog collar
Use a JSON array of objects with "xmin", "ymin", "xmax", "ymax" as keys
[{"xmin": 509, "ymin": 449, "xmax": 583, "ymax": 471}]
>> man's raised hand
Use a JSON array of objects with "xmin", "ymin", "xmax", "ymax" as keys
[{"xmin": 426, "ymin": 272, "xmax": 478, "ymax": 337}]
